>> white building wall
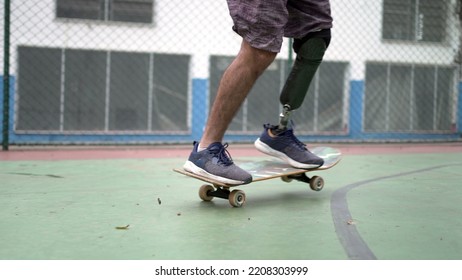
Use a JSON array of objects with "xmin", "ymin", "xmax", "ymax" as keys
[
  {"xmin": 3, "ymin": 0, "xmax": 461, "ymax": 80},
  {"xmin": 328, "ymin": 0, "xmax": 460, "ymax": 80}
]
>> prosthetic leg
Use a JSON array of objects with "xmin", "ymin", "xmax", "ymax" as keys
[{"xmin": 277, "ymin": 29, "xmax": 331, "ymax": 131}]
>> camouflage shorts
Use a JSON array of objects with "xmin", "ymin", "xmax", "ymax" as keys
[{"xmin": 226, "ymin": 0, "xmax": 332, "ymax": 52}]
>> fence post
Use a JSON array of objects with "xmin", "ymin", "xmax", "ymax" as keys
[
  {"xmin": 2, "ymin": 0, "xmax": 11, "ymax": 151},
  {"xmin": 458, "ymin": 82, "xmax": 462, "ymax": 134}
]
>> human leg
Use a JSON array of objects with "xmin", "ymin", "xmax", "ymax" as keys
[
  {"xmin": 200, "ymin": 40, "xmax": 277, "ymax": 148},
  {"xmin": 184, "ymin": 0, "xmax": 286, "ymax": 183},
  {"xmin": 184, "ymin": 41, "xmax": 276, "ymax": 184}
]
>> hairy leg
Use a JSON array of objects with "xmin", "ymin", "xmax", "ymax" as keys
[{"xmin": 200, "ymin": 40, "xmax": 277, "ymax": 147}]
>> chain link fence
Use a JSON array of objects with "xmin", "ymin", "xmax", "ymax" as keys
[{"xmin": 2, "ymin": 0, "xmax": 462, "ymax": 147}]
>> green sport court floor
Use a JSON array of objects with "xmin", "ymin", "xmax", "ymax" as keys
[{"xmin": 0, "ymin": 143, "xmax": 461, "ymax": 260}]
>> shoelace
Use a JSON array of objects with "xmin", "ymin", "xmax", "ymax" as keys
[
  {"xmin": 264, "ymin": 123, "xmax": 307, "ymax": 151},
  {"xmin": 209, "ymin": 143, "xmax": 234, "ymax": 166},
  {"xmin": 284, "ymin": 129, "xmax": 308, "ymax": 151}
]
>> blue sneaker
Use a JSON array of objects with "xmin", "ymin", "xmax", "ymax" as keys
[
  {"xmin": 183, "ymin": 142, "xmax": 252, "ymax": 185},
  {"xmin": 254, "ymin": 124, "xmax": 324, "ymax": 169}
]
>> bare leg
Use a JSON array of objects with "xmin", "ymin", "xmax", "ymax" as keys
[{"xmin": 200, "ymin": 40, "xmax": 277, "ymax": 147}]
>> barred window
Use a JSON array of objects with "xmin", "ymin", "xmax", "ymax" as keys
[
  {"xmin": 56, "ymin": 0, "xmax": 154, "ymax": 24},
  {"xmin": 382, "ymin": 0, "xmax": 447, "ymax": 42},
  {"xmin": 16, "ymin": 46, "xmax": 190, "ymax": 132},
  {"xmin": 364, "ymin": 62, "xmax": 456, "ymax": 132},
  {"xmin": 209, "ymin": 56, "xmax": 348, "ymax": 134}
]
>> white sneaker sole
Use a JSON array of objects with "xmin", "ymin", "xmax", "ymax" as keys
[
  {"xmin": 183, "ymin": 161, "xmax": 246, "ymax": 185},
  {"xmin": 254, "ymin": 138, "xmax": 322, "ymax": 169}
]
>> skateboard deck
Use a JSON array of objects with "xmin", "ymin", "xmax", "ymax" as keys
[{"xmin": 174, "ymin": 146, "xmax": 341, "ymax": 207}]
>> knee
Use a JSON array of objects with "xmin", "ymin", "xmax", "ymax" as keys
[
  {"xmin": 250, "ymin": 48, "xmax": 277, "ymax": 76},
  {"xmin": 241, "ymin": 41, "xmax": 277, "ymax": 75},
  {"xmin": 253, "ymin": 48, "xmax": 277, "ymax": 65}
]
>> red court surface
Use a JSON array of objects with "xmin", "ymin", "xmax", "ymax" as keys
[{"xmin": 1, "ymin": 142, "xmax": 461, "ymax": 161}]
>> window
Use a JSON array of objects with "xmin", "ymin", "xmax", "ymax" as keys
[
  {"xmin": 382, "ymin": 0, "xmax": 447, "ymax": 42},
  {"xmin": 364, "ymin": 62, "xmax": 456, "ymax": 132},
  {"xmin": 64, "ymin": 49, "xmax": 107, "ymax": 131},
  {"xmin": 56, "ymin": 0, "xmax": 154, "ymax": 24},
  {"xmin": 16, "ymin": 46, "xmax": 190, "ymax": 132},
  {"xmin": 295, "ymin": 62, "xmax": 348, "ymax": 133},
  {"xmin": 209, "ymin": 56, "xmax": 348, "ymax": 134},
  {"xmin": 17, "ymin": 47, "xmax": 63, "ymax": 131}
]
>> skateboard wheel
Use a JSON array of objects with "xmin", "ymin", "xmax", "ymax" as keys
[
  {"xmin": 229, "ymin": 189, "xmax": 246, "ymax": 207},
  {"xmin": 281, "ymin": 176, "xmax": 292, "ymax": 183},
  {"xmin": 309, "ymin": 176, "xmax": 324, "ymax": 191},
  {"xmin": 199, "ymin": 184, "xmax": 215, "ymax": 201}
]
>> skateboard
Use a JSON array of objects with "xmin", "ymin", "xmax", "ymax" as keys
[{"xmin": 174, "ymin": 146, "xmax": 341, "ymax": 207}]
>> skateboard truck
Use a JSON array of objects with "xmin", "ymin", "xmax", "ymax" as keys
[
  {"xmin": 199, "ymin": 184, "xmax": 246, "ymax": 207},
  {"xmin": 281, "ymin": 173, "xmax": 324, "ymax": 191}
]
